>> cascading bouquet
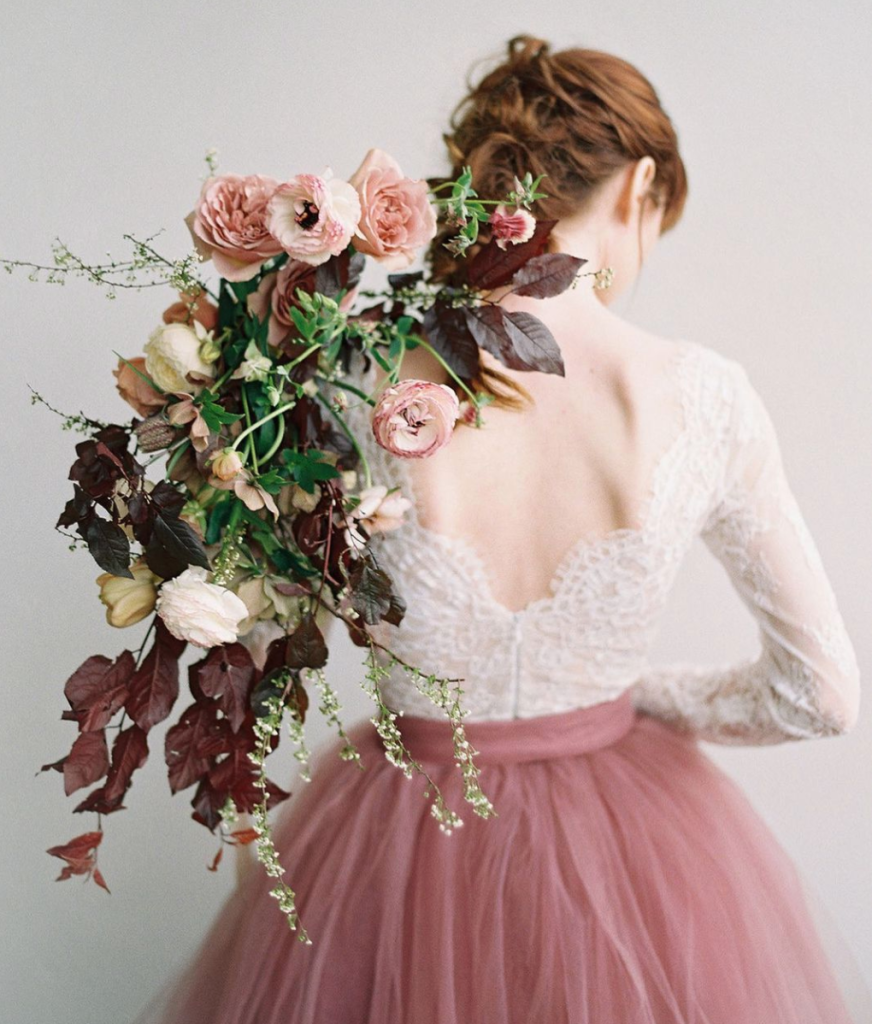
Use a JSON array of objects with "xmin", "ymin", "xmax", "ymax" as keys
[{"xmin": 8, "ymin": 147, "xmax": 608, "ymax": 942}]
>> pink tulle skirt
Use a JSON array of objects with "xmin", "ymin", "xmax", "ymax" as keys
[{"xmin": 130, "ymin": 691, "xmax": 867, "ymax": 1023}]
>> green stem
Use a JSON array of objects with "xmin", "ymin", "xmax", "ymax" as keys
[
  {"xmin": 241, "ymin": 385, "xmax": 260, "ymax": 473},
  {"xmin": 259, "ymin": 410, "xmax": 286, "ymax": 464},
  {"xmin": 313, "ymin": 393, "xmax": 372, "ymax": 489},
  {"xmin": 164, "ymin": 437, "xmax": 191, "ymax": 476},
  {"xmin": 314, "ymin": 377, "xmax": 375, "ymax": 404},
  {"xmin": 285, "ymin": 342, "xmax": 321, "ymax": 371},
  {"xmin": 407, "ymin": 335, "xmax": 480, "ymax": 405},
  {"xmin": 231, "ymin": 400, "xmax": 296, "ymax": 452}
]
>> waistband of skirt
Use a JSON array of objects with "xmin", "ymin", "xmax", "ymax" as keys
[{"xmin": 392, "ymin": 688, "xmax": 638, "ymax": 766}]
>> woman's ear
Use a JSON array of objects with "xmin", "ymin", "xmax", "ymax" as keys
[{"xmin": 615, "ymin": 156, "xmax": 657, "ymax": 225}]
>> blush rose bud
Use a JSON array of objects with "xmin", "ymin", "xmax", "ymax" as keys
[
  {"xmin": 210, "ymin": 448, "xmax": 245, "ymax": 481},
  {"xmin": 371, "ymin": 379, "xmax": 461, "ymax": 458}
]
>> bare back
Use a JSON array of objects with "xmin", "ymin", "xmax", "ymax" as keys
[{"xmin": 368, "ymin": 311, "xmax": 687, "ymax": 615}]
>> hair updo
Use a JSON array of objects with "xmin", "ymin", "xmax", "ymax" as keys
[{"xmin": 425, "ymin": 35, "xmax": 689, "ymax": 408}]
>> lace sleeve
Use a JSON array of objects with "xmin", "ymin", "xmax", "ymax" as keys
[{"xmin": 631, "ymin": 360, "xmax": 861, "ymax": 745}]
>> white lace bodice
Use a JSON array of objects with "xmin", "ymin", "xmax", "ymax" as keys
[{"xmin": 335, "ymin": 338, "xmax": 860, "ymax": 744}]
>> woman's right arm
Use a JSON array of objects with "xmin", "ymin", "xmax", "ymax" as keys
[{"xmin": 630, "ymin": 360, "xmax": 860, "ymax": 745}]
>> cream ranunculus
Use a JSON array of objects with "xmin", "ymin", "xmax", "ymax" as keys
[
  {"xmin": 155, "ymin": 566, "xmax": 249, "ymax": 648},
  {"xmin": 96, "ymin": 558, "xmax": 160, "ymax": 628},
  {"xmin": 144, "ymin": 322, "xmax": 216, "ymax": 395}
]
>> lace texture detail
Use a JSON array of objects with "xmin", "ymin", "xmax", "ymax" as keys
[{"xmin": 332, "ymin": 341, "xmax": 860, "ymax": 741}]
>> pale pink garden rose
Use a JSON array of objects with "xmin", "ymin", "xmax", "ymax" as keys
[
  {"xmin": 144, "ymin": 322, "xmax": 216, "ymax": 395},
  {"xmin": 267, "ymin": 171, "xmax": 361, "ymax": 267},
  {"xmin": 488, "ymin": 205, "xmax": 536, "ymax": 250},
  {"xmin": 185, "ymin": 174, "xmax": 284, "ymax": 282},
  {"xmin": 371, "ymin": 379, "xmax": 460, "ymax": 459},
  {"xmin": 156, "ymin": 566, "xmax": 249, "ymax": 648},
  {"xmin": 349, "ymin": 148, "xmax": 437, "ymax": 269}
]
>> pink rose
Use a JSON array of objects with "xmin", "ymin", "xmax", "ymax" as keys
[
  {"xmin": 349, "ymin": 149, "xmax": 437, "ymax": 269},
  {"xmin": 488, "ymin": 205, "xmax": 536, "ymax": 250},
  {"xmin": 267, "ymin": 172, "xmax": 361, "ymax": 267},
  {"xmin": 113, "ymin": 357, "xmax": 167, "ymax": 417},
  {"xmin": 371, "ymin": 379, "xmax": 460, "ymax": 459},
  {"xmin": 162, "ymin": 289, "xmax": 219, "ymax": 332},
  {"xmin": 247, "ymin": 259, "xmax": 356, "ymax": 348},
  {"xmin": 185, "ymin": 174, "xmax": 284, "ymax": 282}
]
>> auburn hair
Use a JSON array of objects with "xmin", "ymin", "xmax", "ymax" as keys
[{"xmin": 426, "ymin": 34, "xmax": 689, "ymax": 410}]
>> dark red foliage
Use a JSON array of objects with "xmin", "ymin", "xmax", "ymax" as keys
[
  {"xmin": 46, "ymin": 830, "xmax": 110, "ymax": 892},
  {"xmin": 465, "ymin": 219, "xmax": 557, "ymax": 290},
  {"xmin": 124, "ymin": 620, "xmax": 185, "ymax": 731},
  {"xmin": 63, "ymin": 651, "xmax": 136, "ymax": 733},
  {"xmin": 165, "ymin": 701, "xmax": 230, "ymax": 794},
  {"xmin": 192, "ymin": 644, "xmax": 257, "ymax": 733}
]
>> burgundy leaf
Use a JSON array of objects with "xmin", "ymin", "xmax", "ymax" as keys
[
  {"xmin": 465, "ymin": 219, "xmax": 557, "ymax": 291},
  {"xmin": 464, "ymin": 306, "xmax": 565, "ymax": 376},
  {"xmin": 165, "ymin": 701, "xmax": 227, "ymax": 794},
  {"xmin": 84, "ymin": 517, "xmax": 133, "ymax": 578},
  {"xmin": 421, "ymin": 301, "xmax": 481, "ymax": 380},
  {"xmin": 125, "ymin": 624, "xmax": 183, "ymax": 731},
  {"xmin": 102, "ymin": 724, "xmax": 149, "ymax": 804},
  {"xmin": 73, "ymin": 786, "xmax": 125, "ymax": 815},
  {"xmin": 193, "ymin": 644, "xmax": 257, "ymax": 733},
  {"xmin": 63, "ymin": 729, "xmax": 110, "ymax": 796},
  {"xmin": 510, "ymin": 253, "xmax": 587, "ymax": 298},
  {"xmin": 46, "ymin": 830, "xmax": 104, "ymax": 884},
  {"xmin": 145, "ymin": 512, "xmax": 211, "ymax": 579},
  {"xmin": 64, "ymin": 651, "xmax": 135, "ymax": 733},
  {"xmin": 285, "ymin": 619, "xmax": 328, "ymax": 671}
]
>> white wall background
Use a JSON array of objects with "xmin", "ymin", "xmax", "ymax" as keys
[{"xmin": 2, "ymin": 2, "xmax": 870, "ymax": 1021}]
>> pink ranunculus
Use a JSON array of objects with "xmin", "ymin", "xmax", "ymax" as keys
[
  {"xmin": 162, "ymin": 289, "xmax": 219, "ymax": 332},
  {"xmin": 488, "ymin": 205, "xmax": 536, "ymax": 250},
  {"xmin": 267, "ymin": 172, "xmax": 361, "ymax": 267},
  {"xmin": 371, "ymin": 379, "xmax": 460, "ymax": 459},
  {"xmin": 185, "ymin": 174, "xmax": 284, "ymax": 282},
  {"xmin": 113, "ymin": 357, "xmax": 167, "ymax": 417},
  {"xmin": 349, "ymin": 149, "xmax": 437, "ymax": 270}
]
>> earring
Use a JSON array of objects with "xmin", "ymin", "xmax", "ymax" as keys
[{"xmin": 593, "ymin": 266, "xmax": 614, "ymax": 290}]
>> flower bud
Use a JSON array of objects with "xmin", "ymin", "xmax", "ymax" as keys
[
  {"xmin": 96, "ymin": 559, "xmax": 160, "ymax": 628},
  {"xmin": 210, "ymin": 448, "xmax": 245, "ymax": 481}
]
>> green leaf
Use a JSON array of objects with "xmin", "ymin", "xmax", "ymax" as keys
[{"xmin": 205, "ymin": 496, "xmax": 235, "ymax": 546}]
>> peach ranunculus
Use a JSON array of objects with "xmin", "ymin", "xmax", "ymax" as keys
[
  {"xmin": 112, "ymin": 357, "xmax": 167, "ymax": 417},
  {"xmin": 96, "ymin": 557, "xmax": 161, "ymax": 628},
  {"xmin": 488, "ymin": 205, "xmax": 536, "ymax": 250},
  {"xmin": 371, "ymin": 379, "xmax": 460, "ymax": 459},
  {"xmin": 144, "ymin": 322, "xmax": 216, "ymax": 395},
  {"xmin": 266, "ymin": 171, "xmax": 361, "ymax": 267},
  {"xmin": 349, "ymin": 149, "xmax": 438, "ymax": 269},
  {"xmin": 162, "ymin": 288, "xmax": 219, "ymax": 332},
  {"xmin": 185, "ymin": 174, "xmax": 284, "ymax": 282}
]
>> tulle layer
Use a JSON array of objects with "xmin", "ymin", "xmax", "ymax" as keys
[{"xmin": 130, "ymin": 691, "xmax": 862, "ymax": 1023}]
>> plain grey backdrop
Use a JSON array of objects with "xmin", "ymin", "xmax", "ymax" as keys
[{"xmin": 2, "ymin": 2, "xmax": 871, "ymax": 1021}]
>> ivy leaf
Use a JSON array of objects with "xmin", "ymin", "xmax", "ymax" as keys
[
  {"xmin": 64, "ymin": 651, "xmax": 136, "ymax": 733},
  {"xmin": 193, "ymin": 644, "xmax": 257, "ymax": 733},
  {"xmin": 84, "ymin": 517, "xmax": 133, "ymax": 578},
  {"xmin": 465, "ymin": 219, "xmax": 557, "ymax": 290},
  {"xmin": 510, "ymin": 253, "xmax": 587, "ymax": 298}
]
